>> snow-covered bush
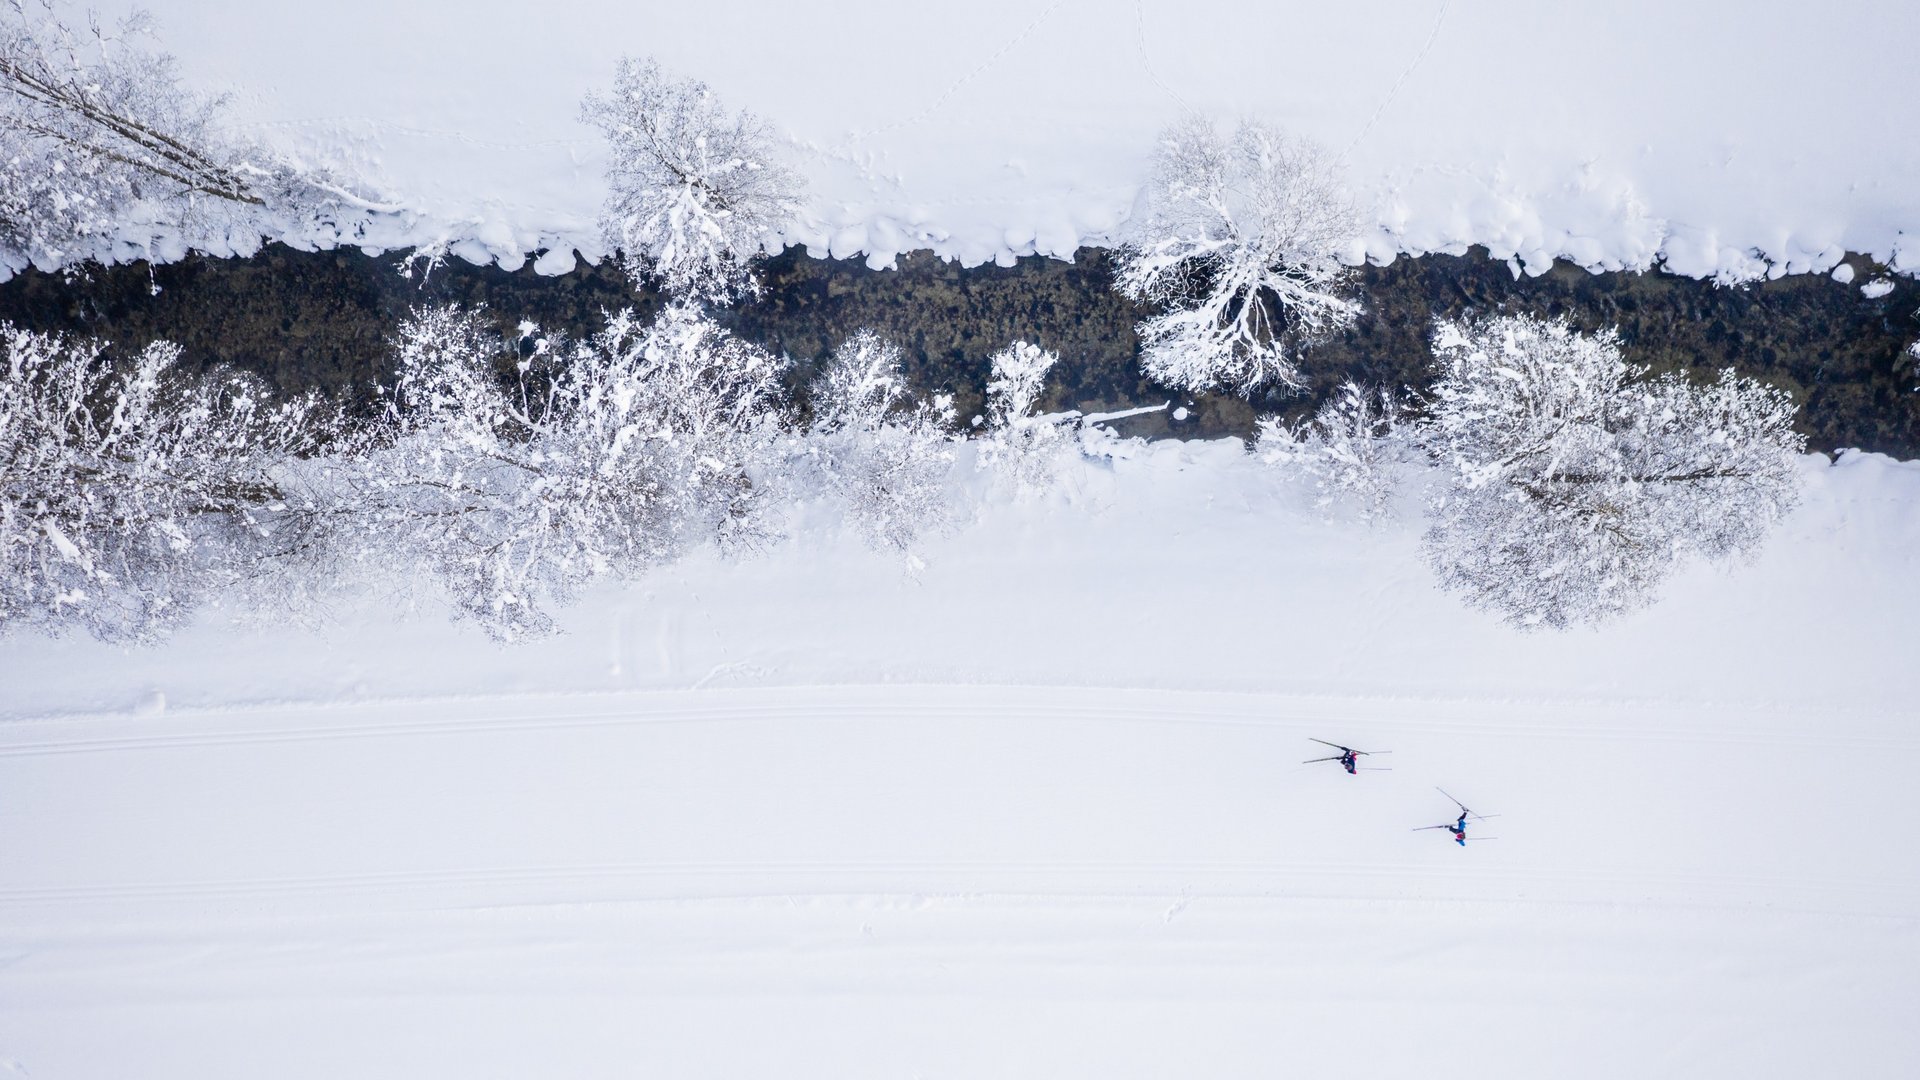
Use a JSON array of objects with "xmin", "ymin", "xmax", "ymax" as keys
[
  {"xmin": 1115, "ymin": 115, "xmax": 1361, "ymax": 395},
  {"xmin": 0, "ymin": 0, "xmax": 377, "ymax": 272},
  {"xmin": 582, "ymin": 56, "xmax": 803, "ymax": 305},
  {"xmin": 1417, "ymin": 314, "xmax": 1804, "ymax": 630},
  {"xmin": 803, "ymin": 329, "xmax": 956, "ymax": 553},
  {"xmin": 1258, "ymin": 381, "xmax": 1411, "ymax": 521},
  {"xmin": 977, "ymin": 340, "xmax": 1074, "ymax": 496},
  {"xmin": 349, "ymin": 302, "xmax": 783, "ymax": 640},
  {"xmin": 0, "ymin": 324, "xmax": 332, "ymax": 642}
]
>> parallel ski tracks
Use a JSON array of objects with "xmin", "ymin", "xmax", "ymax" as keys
[
  {"xmin": 0, "ymin": 694, "xmax": 1910, "ymax": 759},
  {"xmin": 0, "ymin": 859, "xmax": 1909, "ymax": 919},
  {"xmin": 5, "ymin": 691, "xmax": 1912, "ymax": 919}
]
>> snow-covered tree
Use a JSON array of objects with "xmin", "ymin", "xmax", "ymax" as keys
[
  {"xmin": 1258, "ymin": 381, "xmax": 1410, "ymax": 521},
  {"xmin": 0, "ymin": 0, "xmax": 382, "ymax": 272},
  {"xmin": 977, "ymin": 340, "xmax": 1073, "ymax": 496},
  {"xmin": 348, "ymin": 302, "xmax": 783, "ymax": 640},
  {"xmin": 582, "ymin": 56, "xmax": 803, "ymax": 305},
  {"xmin": 1417, "ymin": 314, "xmax": 1804, "ymax": 630},
  {"xmin": 803, "ymin": 329, "xmax": 956, "ymax": 553},
  {"xmin": 1114, "ymin": 115, "xmax": 1361, "ymax": 395},
  {"xmin": 0, "ymin": 323, "xmax": 332, "ymax": 642}
]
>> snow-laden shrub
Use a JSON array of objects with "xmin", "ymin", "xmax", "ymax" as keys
[
  {"xmin": 802, "ymin": 329, "xmax": 957, "ymax": 554},
  {"xmin": 977, "ymin": 340, "xmax": 1074, "ymax": 497},
  {"xmin": 1115, "ymin": 115, "xmax": 1361, "ymax": 395},
  {"xmin": 1258, "ymin": 381, "xmax": 1411, "ymax": 522},
  {"xmin": 582, "ymin": 56, "xmax": 804, "ymax": 305},
  {"xmin": 347, "ymin": 302, "xmax": 784, "ymax": 640},
  {"xmin": 0, "ymin": 0, "xmax": 383, "ymax": 273},
  {"xmin": 0, "ymin": 323, "xmax": 332, "ymax": 642},
  {"xmin": 1417, "ymin": 314, "xmax": 1804, "ymax": 630}
]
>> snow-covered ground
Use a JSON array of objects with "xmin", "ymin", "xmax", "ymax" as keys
[
  {"xmin": 100, "ymin": 0, "xmax": 1920, "ymax": 281},
  {"xmin": 3, "ymin": 443, "xmax": 1917, "ymax": 1077},
  {"xmin": 22, "ymin": 0, "xmax": 1896, "ymax": 284},
  {"xmin": 6, "ymin": 4, "xmax": 1916, "ymax": 1073}
]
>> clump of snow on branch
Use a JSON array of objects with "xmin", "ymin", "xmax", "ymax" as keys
[
  {"xmin": 1114, "ymin": 115, "xmax": 1361, "ymax": 396},
  {"xmin": 0, "ymin": 323, "xmax": 332, "ymax": 642},
  {"xmin": 0, "ymin": 0, "xmax": 389, "ymax": 274},
  {"xmin": 345, "ymin": 302, "xmax": 783, "ymax": 641},
  {"xmin": 1416, "ymin": 314, "xmax": 1804, "ymax": 630},
  {"xmin": 582, "ymin": 56, "xmax": 803, "ymax": 305},
  {"xmin": 1258, "ymin": 381, "xmax": 1411, "ymax": 522},
  {"xmin": 801, "ymin": 329, "xmax": 956, "ymax": 555},
  {"xmin": 977, "ymin": 340, "xmax": 1075, "ymax": 496}
]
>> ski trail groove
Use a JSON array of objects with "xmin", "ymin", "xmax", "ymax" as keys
[
  {"xmin": 1, "ymin": 696, "xmax": 1910, "ymax": 758},
  {"xmin": 0, "ymin": 860, "xmax": 1907, "ymax": 917}
]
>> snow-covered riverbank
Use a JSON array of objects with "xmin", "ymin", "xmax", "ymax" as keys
[
  {"xmin": 5, "ymin": 4, "xmax": 1920, "ymax": 1074},
  {"xmin": 6, "ymin": 440, "xmax": 1916, "ymax": 720},
  {"xmin": 41, "ymin": 0, "xmax": 1920, "ymax": 283}
]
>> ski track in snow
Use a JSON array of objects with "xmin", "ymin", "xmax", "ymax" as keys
[
  {"xmin": 5, "ymin": 693, "xmax": 1918, "ymax": 758},
  {"xmin": 3, "ymin": 686, "xmax": 1916, "ymax": 1077},
  {"xmin": 3, "ymin": 688, "xmax": 1915, "ymax": 914}
]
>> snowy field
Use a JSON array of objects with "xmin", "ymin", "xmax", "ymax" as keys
[
  {"xmin": 3, "ymin": 443, "xmax": 1918, "ymax": 1077},
  {"xmin": 127, "ymin": 0, "xmax": 1920, "ymax": 280},
  {"xmin": 5, "ymin": 2, "xmax": 1920, "ymax": 1073}
]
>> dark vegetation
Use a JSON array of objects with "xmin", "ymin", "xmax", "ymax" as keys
[{"xmin": 2, "ymin": 244, "xmax": 1915, "ymax": 455}]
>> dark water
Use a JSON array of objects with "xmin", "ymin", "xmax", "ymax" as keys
[{"xmin": 2, "ymin": 245, "xmax": 1915, "ymax": 455}]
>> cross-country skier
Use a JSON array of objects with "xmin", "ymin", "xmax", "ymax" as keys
[
  {"xmin": 1413, "ymin": 809, "xmax": 1471, "ymax": 844},
  {"xmin": 1416, "ymin": 788, "xmax": 1496, "ymax": 845},
  {"xmin": 1304, "ymin": 739, "xmax": 1389, "ymax": 775}
]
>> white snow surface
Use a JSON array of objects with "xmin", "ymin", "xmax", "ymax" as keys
[
  {"xmin": 74, "ymin": 0, "xmax": 1920, "ymax": 281},
  {"xmin": 2, "ymin": 442, "xmax": 1918, "ymax": 1077}
]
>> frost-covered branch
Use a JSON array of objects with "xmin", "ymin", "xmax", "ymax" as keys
[
  {"xmin": 800, "ymin": 329, "xmax": 956, "ymax": 554},
  {"xmin": 343, "ymin": 302, "xmax": 784, "ymax": 640},
  {"xmin": 1416, "ymin": 314, "xmax": 1804, "ymax": 630},
  {"xmin": 1258, "ymin": 381, "xmax": 1411, "ymax": 521},
  {"xmin": 0, "ymin": 2, "xmax": 255, "ymax": 197},
  {"xmin": 582, "ymin": 56, "xmax": 804, "ymax": 305},
  {"xmin": 0, "ymin": 0, "xmax": 387, "ymax": 272},
  {"xmin": 1114, "ymin": 115, "xmax": 1361, "ymax": 395},
  {"xmin": 0, "ymin": 323, "xmax": 334, "ymax": 642},
  {"xmin": 977, "ymin": 340, "xmax": 1074, "ymax": 496}
]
